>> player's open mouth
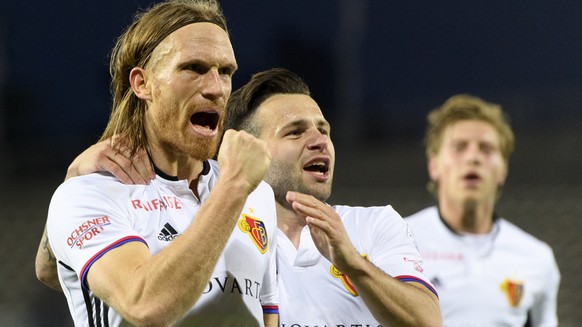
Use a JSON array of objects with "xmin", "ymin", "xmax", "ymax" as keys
[
  {"xmin": 463, "ymin": 172, "xmax": 481, "ymax": 186},
  {"xmin": 464, "ymin": 172, "xmax": 480, "ymax": 181},
  {"xmin": 190, "ymin": 112, "xmax": 219, "ymax": 131},
  {"xmin": 303, "ymin": 159, "xmax": 330, "ymax": 177}
]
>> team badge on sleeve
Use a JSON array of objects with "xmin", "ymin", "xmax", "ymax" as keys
[
  {"xmin": 500, "ymin": 278, "xmax": 524, "ymax": 307},
  {"xmin": 330, "ymin": 254, "xmax": 369, "ymax": 296},
  {"xmin": 238, "ymin": 214, "xmax": 268, "ymax": 254}
]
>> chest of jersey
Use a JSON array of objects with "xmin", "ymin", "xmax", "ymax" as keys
[
  {"xmin": 122, "ymin": 181, "xmax": 271, "ymax": 263},
  {"xmin": 139, "ymin": 182, "xmax": 272, "ymax": 277},
  {"xmin": 276, "ymin": 229, "xmax": 380, "ymax": 326},
  {"xmin": 53, "ymin": 174, "xmax": 277, "ymax": 327},
  {"xmin": 420, "ymin": 237, "xmax": 548, "ymax": 326}
]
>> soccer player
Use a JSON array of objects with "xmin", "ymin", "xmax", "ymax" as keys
[
  {"xmin": 40, "ymin": 68, "xmax": 442, "ymax": 326},
  {"xmin": 226, "ymin": 68, "xmax": 440, "ymax": 326},
  {"xmin": 405, "ymin": 94, "xmax": 560, "ymax": 326},
  {"xmin": 40, "ymin": 1, "xmax": 278, "ymax": 326}
]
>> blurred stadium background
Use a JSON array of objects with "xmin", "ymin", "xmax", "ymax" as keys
[{"xmin": 1, "ymin": 1, "xmax": 580, "ymax": 325}]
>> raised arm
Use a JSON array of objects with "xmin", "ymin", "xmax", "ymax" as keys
[
  {"xmin": 286, "ymin": 191, "xmax": 442, "ymax": 327},
  {"xmin": 81, "ymin": 130, "xmax": 271, "ymax": 326}
]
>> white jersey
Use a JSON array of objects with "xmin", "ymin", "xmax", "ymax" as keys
[
  {"xmin": 277, "ymin": 204, "xmax": 436, "ymax": 327},
  {"xmin": 406, "ymin": 206, "xmax": 560, "ymax": 327},
  {"xmin": 47, "ymin": 160, "xmax": 278, "ymax": 327}
]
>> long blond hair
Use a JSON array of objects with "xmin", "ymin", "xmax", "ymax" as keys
[{"xmin": 100, "ymin": 0, "xmax": 227, "ymax": 156}]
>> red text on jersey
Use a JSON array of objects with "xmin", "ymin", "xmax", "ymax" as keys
[
  {"xmin": 131, "ymin": 196, "xmax": 182, "ymax": 211},
  {"xmin": 67, "ymin": 216, "xmax": 111, "ymax": 249}
]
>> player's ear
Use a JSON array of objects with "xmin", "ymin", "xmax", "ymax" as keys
[
  {"xmin": 497, "ymin": 162, "xmax": 508, "ymax": 186},
  {"xmin": 428, "ymin": 155, "xmax": 440, "ymax": 181},
  {"xmin": 129, "ymin": 67, "xmax": 151, "ymax": 100}
]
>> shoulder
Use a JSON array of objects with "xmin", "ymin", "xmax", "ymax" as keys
[
  {"xmin": 51, "ymin": 173, "xmax": 155, "ymax": 212},
  {"xmin": 497, "ymin": 219, "xmax": 560, "ymax": 280},
  {"xmin": 405, "ymin": 206, "xmax": 438, "ymax": 222},
  {"xmin": 53, "ymin": 173, "xmax": 121, "ymax": 199},
  {"xmin": 61, "ymin": 172, "xmax": 117, "ymax": 187},
  {"xmin": 333, "ymin": 204, "xmax": 401, "ymax": 219},
  {"xmin": 402, "ymin": 207, "xmax": 441, "ymax": 240},
  {"xmin": 332, "ymin": 204, "xmax": 406, "ymax": 230},
  {"xmin": 404, "ymin": 206, "xmax": 438, "ymax": 227},
  {"xmin": 498, "ymin": 219, "xmax": 555, "ymax": 255}
]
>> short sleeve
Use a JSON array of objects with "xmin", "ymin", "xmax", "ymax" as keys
[{"xmin": 47, "ymin": 177, "xmax": 146, "ymax": 288}]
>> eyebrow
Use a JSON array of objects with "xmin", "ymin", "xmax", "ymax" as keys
[
  {"xmin": 318, "ymin": 119, "xmax": 331, "ymax": 130},
  {"xmin": 177, "ymin": 58, "xmax": 238, "ymax": 72},
  {"xmin": 282, "ymin": 118, "xmax": 330, "ymax": 130}
]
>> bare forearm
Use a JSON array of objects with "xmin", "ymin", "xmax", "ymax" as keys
[
  {"xmin": 85, "ymin": 130, "xmax": 270, "ymax": 325},
  {"xmin": 145, "ymin": 181, "xmax": 249, "ymax": 301},
  {"xmin": 286, "ymin": 192, "xmax": 439, "ymax": 324},
  {"xmin": 348, "ymin": 259, "xmax": 441, "ymax": 327},
  {"xmin": 92, "ymin": 180, "xmax": 253, "ymax": 326},
  {"xmin": 35, "ymin": 226, "xmax": 62, "ymax": 291},
  {"xmin": 263, "ymin": 313, "xmax": 278, "ymax": 327}
]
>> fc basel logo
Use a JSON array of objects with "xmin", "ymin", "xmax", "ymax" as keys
[
  {"xmin": 500, "ymin": 278, "xmax": 524, "ymax": 308},
  {"xmin": 330, "ymin": 254, "xmax": 369, "ymax": 296},
  {"xmin": 238, "ymin": 214, "xmax": 268, "ymax": 254}
]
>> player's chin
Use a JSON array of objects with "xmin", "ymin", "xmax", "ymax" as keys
[
  {"xmin": 188, "ymin": 137, "xmax": 221, "ymax": 161},
  {"xmin": 309, "ymin": 185, "xmax": 332, "ymax": 202}
]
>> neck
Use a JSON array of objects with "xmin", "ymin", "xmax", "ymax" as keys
[
  {"xmin": 439, "ymin": 196, "xmax": 496, "ymax": 234},
  {"xmin": 149, "ymin": 146, "xmax": 206, "ymax": 198},
  {"xmin": 276, "ymin": 201, "xmax": 306, "ymax": 249}
]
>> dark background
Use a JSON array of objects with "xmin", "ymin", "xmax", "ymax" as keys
[{"xmin": 1, "ymin": 1, "xmax": 580, "ymax": 325}]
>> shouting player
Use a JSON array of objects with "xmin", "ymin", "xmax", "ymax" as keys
[
  {"xmin": 38, "ymin": 68, "xmax": 442, "ymax": 326},
  {"xmin": 39, "ymin": 1, "xmax": 278, "ymax": 326}
]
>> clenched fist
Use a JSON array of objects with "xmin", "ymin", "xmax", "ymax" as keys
[{"xmin": 217, "ymin": 129, "xmax": 272, "ymax": 194}]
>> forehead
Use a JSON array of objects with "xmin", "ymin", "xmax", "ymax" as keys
[
  {"xmin": 443, "ymin": 120, "xmax": 500, "ymax": 143},
  {"xmin": 256, "ymin": 94, "xmax": 327, "ymax": 129},
  {"xmin": 151, "ymin": 22, "xmax": 236, "ymax": 67}
]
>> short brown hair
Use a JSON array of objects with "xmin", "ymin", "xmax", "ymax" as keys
[
  {"xmin": 225, "ymin": 68, "xmax": 311, "ymax": 136},
  {"xmin": 100, "ymin": 0, "xmax": 227, "ymax": 155}
]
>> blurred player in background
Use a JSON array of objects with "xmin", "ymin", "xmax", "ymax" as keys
[{"xmin": 406, "ymin": 94, "xmax": 560, "ymax": 326}]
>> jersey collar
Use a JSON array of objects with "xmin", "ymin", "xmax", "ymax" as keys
[
  {"xmin": 436, "ymin": 205, "xmax": 500, "ymax": 236},
  {"xmin": 153, "ymin": 160, "xmax": 211, "ymax": 181}
]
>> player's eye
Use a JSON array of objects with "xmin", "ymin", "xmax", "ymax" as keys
[
  {"xmin": 186, "ymin": 63, "xmax": 207, "ymax": 74},
  {"xmin": 218, "ymin": 67, "xmax": 234, "ymax": 77},
  {"xmin": 452, "ymin": 142, "xmax": 466, "ymax": 152}
]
